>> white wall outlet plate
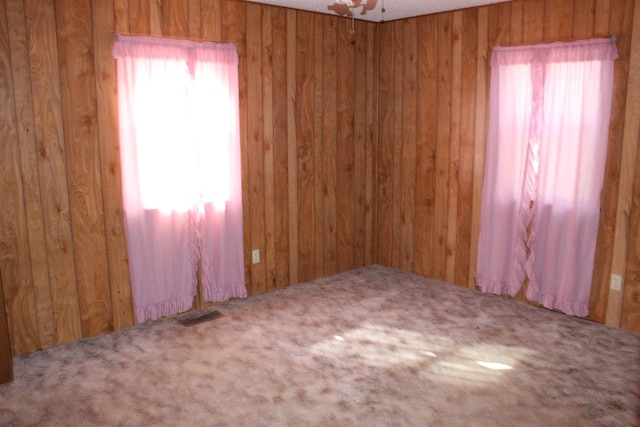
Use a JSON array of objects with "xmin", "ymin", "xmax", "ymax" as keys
[{"xmin": 611, "ymin": 274, "xmax": 622, "ymax": 291}]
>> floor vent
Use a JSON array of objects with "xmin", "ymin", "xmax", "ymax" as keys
[{"xmin": 179, "ymin": 310, "xmax": 222, "ymax": 326}]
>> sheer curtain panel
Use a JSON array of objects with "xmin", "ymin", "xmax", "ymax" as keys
[
  {"xmin": 113, "ymin": 35, "xmax": 246, "ymax": 323},
  {"xmin": 477, "ymin": 38, "xmax": 617, "ymax": 317}
]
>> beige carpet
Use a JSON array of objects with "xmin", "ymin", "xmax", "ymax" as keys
[{"xmin": 1, "ymin": 265, "xmax": 639, "ymax": 426}]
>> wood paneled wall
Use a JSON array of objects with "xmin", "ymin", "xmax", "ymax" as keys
[
  {"xmin": 1, "ymin": 0, "xmax": 639, "ymax": 356},
  {"xmin": 375, "ymin": 0, "xmax": 640, "ymax": 331},
  {"xmin": 0, "ymin": 0, "xmax": 376, "ymax": 356}
]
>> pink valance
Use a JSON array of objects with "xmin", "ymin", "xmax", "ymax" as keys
[
  {"xmin": 492, "ymin": 38, "xmax": 618, "ymax": 66},
  {"xmin": 113, "ymin": 34, "xmax": 238, "ymax": 63}
]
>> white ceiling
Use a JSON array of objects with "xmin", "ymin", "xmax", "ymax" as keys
[{"xmin": 245, "ymin": 0, "xmax": 511, "ymax": 22}]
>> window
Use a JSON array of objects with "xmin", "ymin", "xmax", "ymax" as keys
[
  {"xmin": 476, "ymin": 38, "xmax": 618, "ymax": 317},
  {"xmin": 113, "ymin": 35, "xmax": 246, "ymax": 323}
]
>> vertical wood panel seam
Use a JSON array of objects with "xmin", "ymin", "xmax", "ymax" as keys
[
  {"xmin": 286, "ymin": 9, "xmax": 298, "ymax": 286},
  {"xmin": 90, "ymin": 0, "xmax": 118, "ymax": 330}
]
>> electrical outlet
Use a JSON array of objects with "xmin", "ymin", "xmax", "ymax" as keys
[
  {"xmin": 252, "ymin": 249, "xmax": 260, "ymax": 264},
  {"xmin": 610, "ymin": 274, "xmax": 622, "ymax": 291}
]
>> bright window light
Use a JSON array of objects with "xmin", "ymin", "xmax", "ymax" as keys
[{"xmin": 131, "ymin": 58, "xmax": 232, "ymax": 213}]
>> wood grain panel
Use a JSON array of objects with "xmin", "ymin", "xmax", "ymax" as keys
[
  {"xmin": 375, "ymin": 22, "xmax": 394, "ymax": 266},
  {"xmin": 591, "ymin": 0, "xmax": 634, "ymax": 322},
  {"xmin": 92, "ymin": 0, "xmax": 135, "ymax": 330},
  {"xmin": 488, "ymin": 2, "xmax": 512, "ymax": 46},
  {"xmin": 432, "ymin": 13, "xmax": 452, "ymax": 281},
  {"xmin": 162, "ymin": 0, "xmax": 188, "ymax": 37},
  {"xmin": 445, "ymin": 11, "xmax": 463, "ymax": 284},
  {"xmin": 246, "ymin": 3, "xmax": 266, "ymax": 295},
  {"xmin": 262, "ymin": 8, "xmax": 276, "ymax": 292},
  {"xmin": 271, "ymin": 7, "xmax": 289, "ymax": 288},
  {"xmin": 286, "ymin": 9, "xmax": 299, "ymax": 287},
  {"xmin": 24, "ymin": 0, "xmax": 82, "ymax": 347},
  {"xmin": 353, "ymin": 19, "xmax": 368, "ymax": 269},
  {"xmin": 150, "ymin": 0, "xmax": 162, "ymax": 36},
  {"xmin": 573, "ymin": 0, "xmax": 596, "ymax": 38},
  {"xmin": 113, "ymin": 0, "xmax": 129, "ymax": 33},
  {"xmin": 594, "ymin": 0, "xmax": 611, "ymax": 37},
  {"xmin": 222, "ymin": 0, "xmax": 251, "ymax": 295},
  {"xmin": 622, "ymin": 110, "xmax": 640, "ymax": 330},
  {"xmin": 322, "ymin": 16, "xmax": 338, "ymax": 276},
  {"xmin": 624, "ymin": 190, "xmax": 640, "ymax": 331},
  {"xmin": 363, "ymin": 22, "xmax": 377, "ymax": 267},
  {"xmin": 56, "ymin": 0, "xmax": 113, "ymax": 338},
  {"xmin": 510, "ymin": 0, "xmax": 524, "ymax": 44},
  {"xmin": 295, "ymin": 11, "xmax": 315, "ymax": 283},
  {"xmin": 399, "ymin": 19, "xmax": 417, "ymax": 272},
  {"xmin": 544, "ymin": 0, "xmax": 574, "ymax": 39},
  {"xmin": 454, "ymin": 8, "xmax": 478, "ymax": 288},
  {"xmin": 5, "ymin": 0, "xmax": 55, "ymax": 350},
  {"xmin": 0, "ymin": 270, "xmax": 13, "ymax": 383},
  {"xmin": 129, "ymin": 0, "xmax": 150, "ymax": 34},
  {"xmin": 618, "ymin": 0, "xmax": 640, "ymax": 331},
  {"xmin": 201, "ymin": 0, "xmax": 222, "ymax": 40},
  {"xmin": 390, "ymin": 21, "xmax": 403, "ymax": 270},
  {"xmin": 0, "ymin": 0, "xmax": 40, "ymax": 355},
  {"xmin": 312, "ymin": 14, "xmax": 325, "ymax": 278},
  {"xmin": 189, "ymin": 0, "xmax": 202, "ymax": 38},
  {"xmin": 413, "ymin": 14, "xmax": 438, "ymax": 278},
  {"xmin": 336, "ymin": 17, "xmax": 355, "ymax": 273},
  {"xmin": 523, "ymin": 0, "xmax": 544, "ymax": 43}
]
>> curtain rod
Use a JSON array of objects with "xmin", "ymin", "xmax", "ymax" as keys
[
  {"xmin": 114, "ymin": 32, "xmax": 229, "ymax": 45},
  {"xmin": 493, "ymin": 35, "xmax": 618, "ymax": 50}
]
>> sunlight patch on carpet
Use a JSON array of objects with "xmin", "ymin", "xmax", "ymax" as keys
[
  {"xmin": 476, "ymin": 361, "xmax": 514, "ymax": 370},
  {"xmin": 426, "ymin": 343, "xmax": 535, "ymax": 386},
  {"xmin": 311, "ymin": 324, "xmax": 534, "ymax": 386},
  {"xmin": 310, "ymin": 323, "xmax": 446, "ymax": 368}
]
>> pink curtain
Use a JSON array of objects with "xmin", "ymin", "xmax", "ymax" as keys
[
  {"xmin": 113, "ymin": 35, "xmax": 246, "ymax": 323},
  {"xmin": 477, "ymin": 38, "xmax": 617, "ymax": 317}
]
